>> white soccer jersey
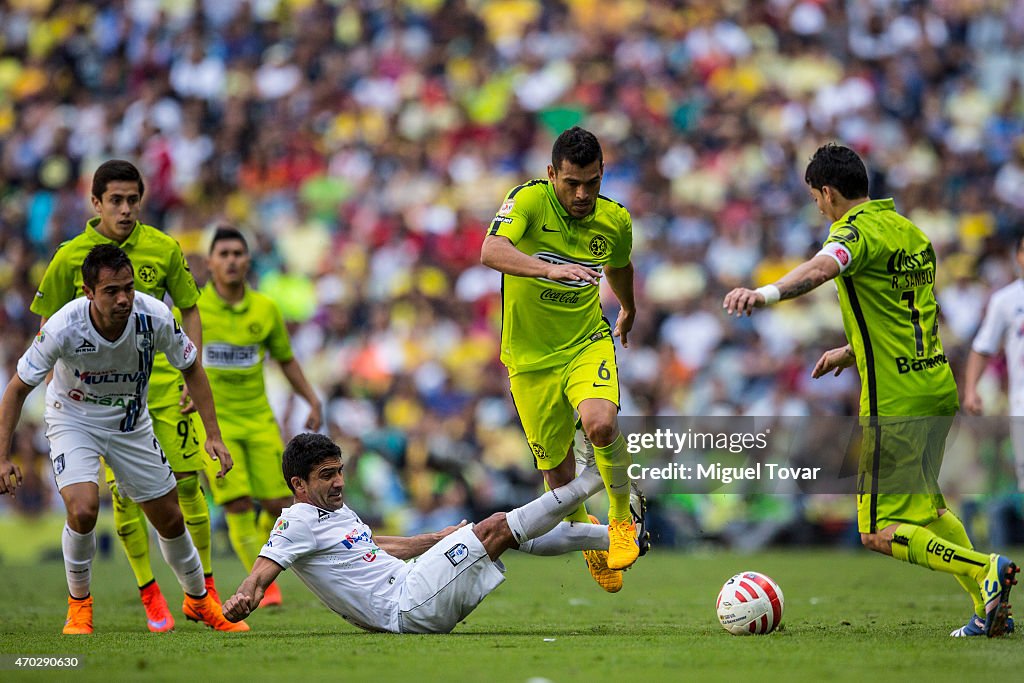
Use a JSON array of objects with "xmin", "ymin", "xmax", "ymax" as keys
[
  {"xmin": 17, "ymin": 292, "xmax": 198, "ymax": 432},
  {"xmin": 972, "ymin": 279, "xmax": 1024, "ymax": 412},
  {"xmin": 259, "ymin": 503, "xmax": 410, "ymax": 633}
]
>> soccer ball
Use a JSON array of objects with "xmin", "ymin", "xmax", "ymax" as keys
[{"xmin": 716, "ymin": 571, "xmax": 784, "ymax": 635}]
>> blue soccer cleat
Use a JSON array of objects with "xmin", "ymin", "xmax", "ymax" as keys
[
  {"xmin": 980, "ymin": 554, "xmax": 1019, "ymax": 637},
  {"xmin": 950, "ymin": 614, "xmax": 1015, "ymax": 637}
]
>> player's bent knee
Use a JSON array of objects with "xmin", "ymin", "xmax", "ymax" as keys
[
  {"xmin": 583, "ymin": 419, "xmax": 617, "ymax": 447},
  {"xmin": 473, "ymin": 512, "xmax": 513, "ymax": 557},
  {"xmin": 66, "ymin": 501, "xmax": 100, "ymax": 532}
]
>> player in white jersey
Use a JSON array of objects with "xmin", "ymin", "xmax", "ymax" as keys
[
  {"xmin": 222, "ymin": 433, "xmax": 623, "ymax": 633},
  {"xmin": 964, "ymin": 235, "xmax": 1024, "ymax": 488},
  {"xmin": 0, "ymin": 245, "xmax": 247, "ymax": 633}
]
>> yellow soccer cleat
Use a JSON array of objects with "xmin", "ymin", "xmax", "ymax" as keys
[
  {"xmin": 183, "ymin": 593, "xmax": 250, "ymax": 632},
  {"xmin": 583, "ymin": 515, "xmax": 623, "ymax": 593},
  {"xmin": 607, "ymin": 518, "xmax": 640, "ymax": 570},
  {"xmin": 63, "ymin": 595, "xmax": 93, "ymax": 635}
]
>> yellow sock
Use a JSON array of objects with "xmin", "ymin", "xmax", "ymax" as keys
[
  {"xmin": 594, "ymin": 433, "xmax": 631, "ymax": 522},
  {"xmin": 111, "ymin": 479, "xmax": 154, "ymax": 588},
  {"xmin": 225, "ymin": 510, "xmax": 263, "ymax": 571},
  {"xmin": 926, "ymin": 512, "xmax": 986, "ymax": 617},
  {"xmin": 176, "ymin": 474, "xmax": 212, "ymax": 574},
  {"xmin": 891, "ymin": 524, "xmax": 989, "ymax": 583}
]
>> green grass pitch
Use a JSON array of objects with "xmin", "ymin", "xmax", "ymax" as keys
[{"xmin": 3, "ymin": 549, "xmax": 1023, "ymax": 683}]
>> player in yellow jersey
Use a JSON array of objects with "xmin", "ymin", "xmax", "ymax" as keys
[
  {"xmin": 724, "ymin": 143, "xmax": 1017, "ymax": 637},
  {"xmin": 31, "ymin": 161, "xmax": 225, "ymax": 631},
  {"xmin": 481, "ymin": 127, "xmax": 646, "ymax": 592},
  {"xmin": 196, "ymin": 226, "xmax": 322, "ymax": 607}
]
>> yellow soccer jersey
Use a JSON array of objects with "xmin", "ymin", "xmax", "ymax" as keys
[
  {"xmin": 489, "ymin": 179, "xmax": 632, "ymax": 373},
  {"xmin": 31, "ymin": 218, "xmax": 200, "ymax": 317},
  {"xmin": 196, "ymin": 283, "xmax": 293, "ymax": 434}
]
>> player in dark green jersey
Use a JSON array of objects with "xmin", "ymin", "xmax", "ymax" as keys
[
  {"xmin": 723, "ymin": 143, "xmax": 1017, "ymax": 637},
  {"xmin": 31, "ymin": 161, "xmax": 222, "ymax": 632},
  {"xmin": 482, "ymin": 127, "xmax": 642, "ymax": 592},
  {"xmin": 195, "ymin": 226, "xmax": 322, "ymax": 607}
]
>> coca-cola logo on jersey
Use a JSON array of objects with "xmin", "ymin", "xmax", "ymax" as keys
[{"xmin": 540, "ymin": 288, "xmax": 580, "ymax": 304}]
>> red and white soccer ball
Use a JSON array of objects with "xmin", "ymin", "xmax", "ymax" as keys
[{"xmin": 716, "ymin": 571, "xmax": 785, "ymax": 635}]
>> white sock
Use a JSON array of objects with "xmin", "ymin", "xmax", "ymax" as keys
[
  {"xmin": 62, "ymin": 524, "xmax": 96, "ymax": 599},
  {"xmin": 505, "ymin": 466, "xmax": 604, "ymax": 544},
  {"xmin": 157, "ymin": 531, "xmax": 205, "ymax": 597},
  {"xmin": 516, "ymin": 521, "xmax": 609, "ymax": 555}
]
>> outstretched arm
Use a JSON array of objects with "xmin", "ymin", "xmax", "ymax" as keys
[
  {"xmin": 279, "ymin": 358, "xmax": 322, "ymax": 431},
  {"xmin": 723, "ymin": 254, "xmax": 840, "ymax": 317},
  {"xmin": 481, "ymin": 235, "xmax": 602, "ymax": 285},
  {"xmin": 222, "ymin": 557, "xmax": 284, "ymax": 622},
  {"xmin": 375, "ymin": 521, "xmax": 468, "ymax": 560}
]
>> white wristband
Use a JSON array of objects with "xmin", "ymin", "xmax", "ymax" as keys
[{"xmin": 755, "ymin": 284, "xmax": 781, "ymax": 305}]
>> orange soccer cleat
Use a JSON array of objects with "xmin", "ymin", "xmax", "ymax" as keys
[
  {"xmin": 63, "ymin": 595, "xmax": 93, "ymax": 635},
  {"xmin": 183, "ymin": 593, "xmax": 250, "ymax": 632},
  {"xmin": 259, "ymin": 582, "xmax": 283, "ymax": 607},
  {"xmin": 204, "ymin": 575, "xmax": 220, "ymax": 605},
  {"xmin": 140, "ymin": 581, "xmax": 175, "ymax": 632}
]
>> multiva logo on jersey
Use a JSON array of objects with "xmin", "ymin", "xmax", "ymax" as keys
[
  {"xmin": 540, "ymin": 288, "xmax": 580, "ymax": 304},
  {"xmin": 74, "ymin": 369, "xmax": 147, "ymax": 385}
]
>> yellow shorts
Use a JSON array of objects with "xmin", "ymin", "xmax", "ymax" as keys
[
  {"xmin": 856, "ymin": 416, "xmax": 953, "ymax": 534},
  {"xmin": 509, "ymin": 338, "xmax": 619, "ymax": 471},
  {"xmin": 194, "ymin": 416, "xmax": 291, "ymax": 505}
]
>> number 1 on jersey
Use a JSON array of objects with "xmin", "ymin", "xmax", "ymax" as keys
[{"xmin": 900, "ymin": 291, "xmax": 925, "ymax": 358}]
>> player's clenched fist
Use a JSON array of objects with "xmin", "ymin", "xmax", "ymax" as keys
[
  {"xmin": 0, "ymin": 458, "xmax": 23, "ymax": 496},
  {"xmin": 222, "ymin": 592, "xmax": 255, "ymax": 622}
]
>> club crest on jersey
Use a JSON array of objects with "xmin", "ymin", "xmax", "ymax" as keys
[
  {"xmin": 136, "ymin": 331, "xmax": 154, "ymax": 351},
  {"xmin": 589, "ymin": 235, "xmax": 609, "ymax": 258},
  {"xmin": 530, "ymin": 442, "xmax": 547, "ymax": 460},
  {"xmin": 445, "ymin": 543, "xmax": 469, "ymax": 567},
  {"xmin": 497, "ymin": 198, "xmax": 515, "ymax": 216},
  {"xmin": 137, "ymin": 265, "xmax": 157, "ymax": 285}
]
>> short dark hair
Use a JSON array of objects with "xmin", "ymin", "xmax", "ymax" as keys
[
  {"xmin": 209, "ymin": 225, "xmax": 249, "ymax": 254},
  {"xmin": 282, "ymin": 433, "xmax": 342, "ymax": 492},
  {"xmin": 804, "ymin": 143, "xmax": 869, "ymax": 200},
  {"xmin": 82, "ymin": 244, "xmax": 134, "ymax": 289},
  {"xmin": 551, "ymin": 126, "xmax": 603, "ymax": 171},
  {"xmin": 92, "ymin": 160, "xmax": 145, "ymax": 200}
]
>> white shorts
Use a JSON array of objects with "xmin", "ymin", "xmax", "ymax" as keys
[
  {"xmin": 46, "ymin": 421, "xmax": 176, "ymax": 503},
  {"xmin": 397, "ymin": 524, "xmax": 506, "ymax": 634}
]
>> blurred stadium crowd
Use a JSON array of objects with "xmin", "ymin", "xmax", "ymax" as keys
[{"xmin": 1, "ymin": 0, "xmax": 1023, "ymax": 556}]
